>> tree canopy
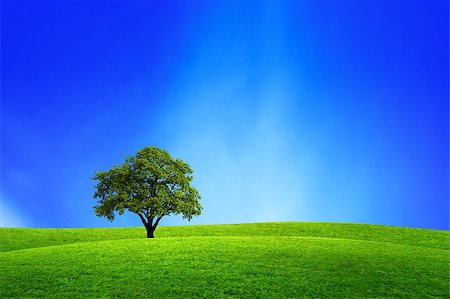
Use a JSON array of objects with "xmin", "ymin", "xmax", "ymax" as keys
[{"xmin": 93, "ymin": 146, "xmax": 202, "ymax": 237}]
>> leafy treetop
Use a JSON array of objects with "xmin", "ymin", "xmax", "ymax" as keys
[{"xmin": 93, "ymin": 146, "xmax": 202, "ymax": 237}]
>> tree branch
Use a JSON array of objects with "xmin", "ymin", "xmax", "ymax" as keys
[
  {"xmin": 147, "ymin": 215, "xmax": 154, "ymax": 228},
  {"xmin": 138, "ymin": 213, "xmax": 148, "ymax": 227},
  {"xmin": 152, "ymin": 215, "xmax": 164, "ymax": 230}
]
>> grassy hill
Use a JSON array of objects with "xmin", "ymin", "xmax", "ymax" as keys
[{"xmin": 1, "ymin": 222, "xmax": 449, "ymax": 298}]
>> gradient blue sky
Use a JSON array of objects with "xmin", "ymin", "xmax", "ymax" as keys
[{"xmin": 1, "ymin": 0, "xmax": 448, "ymax": 229}]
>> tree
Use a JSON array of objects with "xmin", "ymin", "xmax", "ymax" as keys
[{"xmin": 93, "ymin": 146, "xmax": 202, "ymax": 238}]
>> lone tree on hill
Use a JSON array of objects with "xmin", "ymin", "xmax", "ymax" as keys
[{"xmin": 93, "ymin": 146, "xmax": 202, "ymax": 238}]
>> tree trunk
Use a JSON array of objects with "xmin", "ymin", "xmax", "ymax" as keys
[{"xmin": 146, "ymin": 226, "xmax": 155, "ymax": 238}]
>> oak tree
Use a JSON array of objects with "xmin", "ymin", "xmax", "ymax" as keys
[{"xmin": 93, "ymin": 146, "xmax": 202, "ymax": 238}]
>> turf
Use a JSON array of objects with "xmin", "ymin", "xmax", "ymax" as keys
[{"xmin": 1, "ymin": 222, "xmax": 449, "ymax": 298}]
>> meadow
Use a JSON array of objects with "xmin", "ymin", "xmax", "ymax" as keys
[{"xmin": 1, "ymin": 222, "xmax": 449, "ymax": 298}]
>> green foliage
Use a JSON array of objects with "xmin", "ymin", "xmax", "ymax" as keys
[
  {"xmin": 0, "ymin": 222, "xmax": 449, "ymax": 298},
  {"xmin": 93, "ymin": 146, "xmax": 202, "ymax": 236}
]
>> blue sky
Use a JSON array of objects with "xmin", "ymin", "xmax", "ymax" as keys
[{"xmin": 1, "ymin": 0, "xmax": 448, "ymax": 229}]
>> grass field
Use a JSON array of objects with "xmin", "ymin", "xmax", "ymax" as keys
[{"xmin": 1, "ymin": 222, "xmax": 449, "ymax": 298}]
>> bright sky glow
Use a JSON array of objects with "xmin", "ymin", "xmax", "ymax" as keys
[{"xmin": 1, "ymin": 1, "xmax": 448, "ymax": 229}]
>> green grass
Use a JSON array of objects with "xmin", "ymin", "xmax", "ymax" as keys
[{"xmin": 1, "ymin": 222, "xmax": 449, "ymax": 298}]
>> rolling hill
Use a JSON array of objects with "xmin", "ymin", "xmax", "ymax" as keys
[{"xmin": 1, "ymin": 222, "xmax": 449, "ymax": 298}]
